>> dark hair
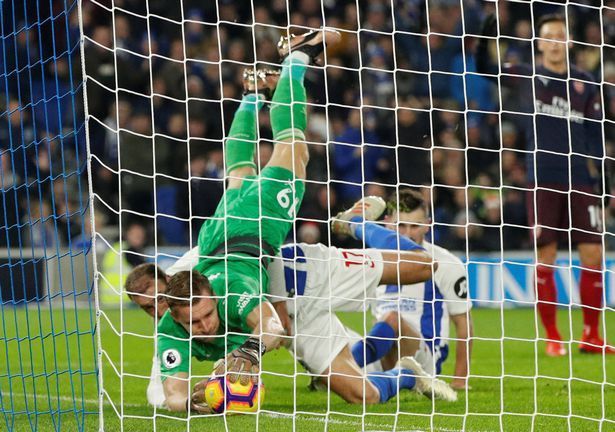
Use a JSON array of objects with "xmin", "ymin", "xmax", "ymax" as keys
[
  {"xmin": 166, "ymin": 270, "xmax": 213, "ymax": 310},
  {"xmin": 536, "ymin": 13, "xmax": 566, "ymax": 33},
  {"xmin": 387, "ymin": 189, "xmax": 427, "ymax": 215},
  {"xmin": 125, "ymin": 263, "xmax": 167, "ymax": 299}
]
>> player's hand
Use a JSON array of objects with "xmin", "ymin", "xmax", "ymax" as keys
[
  {"xmin": 450, "ymin": 378, "xmax": 472, "ymax": 391},
  {"xmin": 272, "ymin": 301, "xmax": 293, "ymax": 339},
  {"xmin": 214, "ymin": 338, "xmax": 264, "ymax": 386},
  {"xmin": 480, "ymin": 13, "xmax": 497, "ymax": 37},
  {"xmin": 188, "ymin": 380, "xmax": 213, "ymax": 414}
]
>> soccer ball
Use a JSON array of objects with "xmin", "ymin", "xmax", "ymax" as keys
[{"xmin": 204, "ymin": 376, "xmax": 265, "ymax": 413}]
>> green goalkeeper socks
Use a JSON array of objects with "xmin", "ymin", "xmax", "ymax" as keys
[
  {"xmin": 270, "ymin": 54, "xmax": 308, "ymax": 143},
  {"xmin": 225, "ymin": 93, "xmax": 265, "ymax": 174}
]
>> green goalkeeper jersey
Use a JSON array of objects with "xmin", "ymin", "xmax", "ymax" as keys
[
  {"xmin": 194, "ymin": 166, "xmax": 305, "ymax": 331},
  {"xmin": 157, "ymin": 310, "xmax": 247, "ymax": 377}
]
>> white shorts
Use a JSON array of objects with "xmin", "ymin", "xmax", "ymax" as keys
[
  {"xmin": 268, "ymin": 243, "xmax": 386, "ymax": 374},
  {"xmin": 289, "ymin": 296, "xmax": 352, "ymax": 375}
]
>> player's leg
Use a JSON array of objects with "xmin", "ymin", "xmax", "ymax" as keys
[
  {"xmin": 325, "ymin": 346, "xmax": 456, "ymax": 403},
  {"xmin": 294, "ymin": 301, "xmax": 413, "ymax": 403},
  {"xmin": 265, "ymin": 29, "xmax": 341, "ymax": 179},
  {"xmin": 292, "ymin": 302, "xmax": 379, "ymax": 403},
  {"xmin": 194, "ymin": 69, "xmax": 284, "ymax": 261},
  {"xmin": 571, "ymin": 188, "xmax": 613, "ymax": 353},
  {"xmin": 536, "ymin": 241, "xmax": 562, "ymax": 356},
  {"xmin": 226, "ymin": 69, "xmax": 279, "ymax": 190},
  {"xmin": 378, "ymin": 313, "xmax": 428, "ymax": 371},
  {"xmin": 331, "ymin": 196, "xmax": 436, "ymax": 284},
  {"xmin": 577, "ymin": 243, "xmax": 613, "ymax": 353},
  {"xmin": 528, "ymin": 187, "xmax": 566, "ymax": 356},
  {"xmin": 351, "ymin": 311, "xmax": 422, "ymax": 370},
  {"xmin": 297, "ymin": 309, "xmax": 456, "ymax": 403},
  {"xmin": 223, "ymin": 31, "xmax": 342, "ymax": 255},
  {"xmin": 323, "ymin": 346, "xmax": 381, "ymax": 404}
]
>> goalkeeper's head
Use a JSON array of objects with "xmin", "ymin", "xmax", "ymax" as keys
[
  {"xmin": 385, "ymin": 189, "xmax": 430, "ymax": 244},
  {"xmin": 166, "ymin": 271, "xmax": 220, "ymax": 341},
  {"xmin": 125, "ymin": 263, "xmax": 169, "ymax": 319},
  {"xmin": 536, "ymin": 13, "xmax": 567, "ymax": 71}
]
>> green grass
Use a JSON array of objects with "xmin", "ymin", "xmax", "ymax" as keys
[{"xmin": 1, "ymin": 306, "xmax": 614, "ymax": 431}]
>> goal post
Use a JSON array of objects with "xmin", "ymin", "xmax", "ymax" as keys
[{"xmin": 0, "ymin": 1, "xmax": 98, "ymax": 431}]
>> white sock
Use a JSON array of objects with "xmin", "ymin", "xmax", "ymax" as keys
[
  {"xmin": 287, "ymin": 51, "xmax": 310, "ymax": 65},
  {"xmin": 147, "ymin": 356, "xmax": 166, "ymax": 408}
]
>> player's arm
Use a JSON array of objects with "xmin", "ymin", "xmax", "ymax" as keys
[
  {"xmin": 353, "ymin": 221, "xmax": 437, "ymax": 283},
  {"xmin": 158, "ymin": 333, "xmax": 212, "ymax": 414},
  {"xmin": 213, "ymin": 282, "xmax": 286, "ymax": 385},
  {"xmin": 162, "ymin": 372, "xmax": 188, "ymax": 411},
  {"xmin": 271, "ymin": 300, "xmax": 293, "ymax": 337},
  {"xmin": 582, "ymin": 82, "xmax": 607, "ymax": 197},
  {"xmin": 246, "ymin": 301, "xmax": 287, "ymax": 350},
  {"xmin": 449, "ymin": 311, "xmax": 474, "ymax": 390},
  {"xmin": 434, "ymin": 250, "xmax": 473, "ymax": 389}
]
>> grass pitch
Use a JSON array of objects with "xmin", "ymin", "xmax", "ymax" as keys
[{"xmin": 1, "ymin": 306, "xmax": 614, "ymax": 431}]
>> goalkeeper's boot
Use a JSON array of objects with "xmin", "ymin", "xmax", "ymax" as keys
[
  {"xmin": 243, "ymin": 68, "xmax": 280, "ymax": 100},
  {"xmin": 579, "ymin": 331, "xmax": 615, "ymax": 355},
  {"xmin": 277, "ymin": 28, "xmax": 341, "ymax": 65},
  {"xmin": 545, "ymin": 340, "xmax": 567, "ymax": 357},
  {"xmin": 397, "ymin": 356, "xmax": 458, "ymax": 402},
  {"xmin": 331, "ymin": 196, "xmax": 386, "ymax": 239}
]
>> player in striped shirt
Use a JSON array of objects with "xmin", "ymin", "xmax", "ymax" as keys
[{"xmin": 343, "ymin": 190, "xmax": 474, "ymax": 390}]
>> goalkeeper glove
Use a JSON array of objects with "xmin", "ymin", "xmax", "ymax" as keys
[
  {"xmin": 187, "ymin": 380, "xmax": 213, "ymax": 414},
  {"xmin": 214, "ymin": 337, "xmax": 266, "ymax": 386}
]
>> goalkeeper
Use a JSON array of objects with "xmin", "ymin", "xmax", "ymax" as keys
[
  {"xmin": 477, "ymin": 13, "xmax": 611, "ymax": 356},
  {"xmin": 157, "ymin": 29, "xmax": 343, "ymax": 413}
]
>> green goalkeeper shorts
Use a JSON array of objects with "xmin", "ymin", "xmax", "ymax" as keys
[{"xmin": 198, "ymin": 166, "xmax": 306, "ymax": 259}]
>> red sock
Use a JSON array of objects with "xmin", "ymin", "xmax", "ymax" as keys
[
  {"xmin": 535, "ymin": 266, "xmax": 560, "ymax": 340},
  {"xmin": 580, "ymin": 266, "xmax": 603, "ymax": 338}
]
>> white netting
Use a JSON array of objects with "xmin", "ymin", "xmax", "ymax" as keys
[{"xmin": 80, "ymin": 0, "xmax": 614, "ymax": 431}]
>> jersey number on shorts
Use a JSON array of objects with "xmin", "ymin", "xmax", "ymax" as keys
[
  {"xmin": 587, "ymin": 205, "xmax": 603, "ymax": 231},
  {"xmin": 341, "ymin": 251, "xmax": 375, "ymax": 268},
  {"xmin": 277, "ymin": 187, "xmax": 299, "ymax": 218}
]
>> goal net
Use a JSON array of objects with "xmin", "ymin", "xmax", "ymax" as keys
[
  {"xmin": 0, "ymin": 1, "xmax": 97, "ymax": 431},
  {"xmin": 78, "ymin": 0, "xmax": 614, "ymax": 431}
]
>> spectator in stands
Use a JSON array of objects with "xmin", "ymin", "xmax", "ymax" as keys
[
  {"xmin": 395, "ymin": 104, "xmax": 431, "ymax": 187},
  {"xmin": 298, "ymin": 185, "xmax": 340, "ymax": 247},
  {"xmin": 24, "ymin": 201, "xmax": 56, "ymax": 249},
  {"xmin": 450, "ymin": 38, "xmax": 495, "ymax": 113},
  {"xmin": 332, "ymin": 109, "xmax": 387, "ymax": 205}
]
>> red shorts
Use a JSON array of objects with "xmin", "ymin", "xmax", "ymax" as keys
[{"xmin": 526, "ymin": 185, "xmax": 603, "ymax": 247}]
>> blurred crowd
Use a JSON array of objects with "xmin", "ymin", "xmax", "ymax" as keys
[{"xmin": 2, "ymin": 0, "xmax": 615, "ymax": 257}]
